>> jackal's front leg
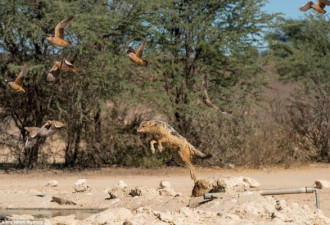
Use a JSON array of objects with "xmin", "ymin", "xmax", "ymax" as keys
[
  {"xmin": 157, "ymin": 140, "xmax": 164, "ymax": 152},
  {"xmin": 149, "ymin": 140, "xmax": 157, "ymax": 154}
]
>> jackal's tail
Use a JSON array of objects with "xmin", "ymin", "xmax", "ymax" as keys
[{"xmin": 189, "ymin": 144, "xmax": 212, "ymax": 159}]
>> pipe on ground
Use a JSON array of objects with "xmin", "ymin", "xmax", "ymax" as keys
[{"xmin": 204, "ymin": 187, "xmax": 320, "ymax": 209}]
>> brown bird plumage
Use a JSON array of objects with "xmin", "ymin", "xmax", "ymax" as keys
[
  {"xmin": 5, "ymin": 64, "xmax": 27, "ymax": 93},
  {"xmin": 46, "ymin": 16, "xmax": 74, "ymax": 46},
  {"xmin": 24, "ymin": 127, "xmax": 40, "ymax": 148},
  {"xmin": 47, "ymin": 59, "xmax": 78, "ymax": 82},
  {"xmin": 202, "ymin": 75, "xmax": 232, "ymax": 115},
  {"xmin": 126, "ymin": 37, "xmax": 148, "ymax": 66},
  {"xmin": 38, "ymin": 120, "xmax": 65, "ymax": 137},
  {"xmin": 300, "ymin": 0, "xmax": 330, "ymax": 13}
]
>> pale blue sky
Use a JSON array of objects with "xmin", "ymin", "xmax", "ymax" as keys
[{"xmin": 263, "ymin": 0, "xmax": 312, "ymax": 19}]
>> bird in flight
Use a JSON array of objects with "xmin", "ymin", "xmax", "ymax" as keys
[
  {"xmin": 47, "ymin": 58, "xmax": 78, "ymax": 82},
  {"xmin": 300, "ymin": 0, "xmax": 330, "ymax": 14},
  {"xmin": 46, "ymin": 16, "xmax": 74, "ymax": 47},
  {"xmin": 202, "ymin": 75, "xmax": 232, "ymax": 115},
  {"xmin": 24, "ymin": 127, "xmax": 41, "ymax": 149},
  {"xmin": 4, "ymin": 64, "xmax": 27, "ymax": 93},
  {"xmin": 38, "ymin": 120, "xmax": 65, "ymax": 137},
  {"xmin": 126, "ymin": 37, "xmax": 148, "ymax": 66}
]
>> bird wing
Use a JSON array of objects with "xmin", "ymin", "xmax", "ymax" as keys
[
  {"xmin": 136, "ymin": 37, "xmax": 147, "ymax": 58},
  {"xmin": 15, "ymin": 64, "xmax": 27, "ymax": 85},
  {"xmin": 55, "ymin": 16, "xmax": 73, "ymax": 39},
  {"xmin": 300, "ymin": 1, "xmax": 314, "ymax": 11},
  {"xmin": 52, "ymin": 120, "xmax": 65, "ymax": 128},
  {"xmin": 202, "ymin": 75, "xmax": 232, "ymax": 115},
  {"xmin": 37, "ymin": 121, "xmax": 52, "ymax": 136},
  {"xmin": 24, "ymin": 127, "xmax": 40, "ymax": 138},
  {"xmin": 319, "ymin": 0, "xmax": 330, "ymax": 6},
  {"xmin": 63, "ymin": 59, "xmax": 79, "ymax": 72},
  {"xmin": 47, "ymin": 63, "xmax": 61, "ymax": 82},
  {"xmin": 213, "ymin": 104, "xmax": 232, "ymax": 115}
]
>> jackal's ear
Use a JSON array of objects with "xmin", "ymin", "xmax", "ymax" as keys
[{"xmin": 147, "ymin": 121, "xmax": 158, "ymax": 127}]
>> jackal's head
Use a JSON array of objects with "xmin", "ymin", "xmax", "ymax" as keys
[{"xmin": 137, "ymin": 120, "xmax": 157, "ymax": 133}]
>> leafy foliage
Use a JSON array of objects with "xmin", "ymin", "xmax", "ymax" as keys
[
  {"xmin": 266, "ymin": 15, "xmax": 330, "ymax": 161},
  {"xmin": 0, "ymin": 0, "xmax": 278, "ymax": 168}
]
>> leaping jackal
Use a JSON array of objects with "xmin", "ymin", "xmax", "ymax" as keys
[{"xmin": 137, "ymin": 120, "xmax": 212, "ymax": 182}]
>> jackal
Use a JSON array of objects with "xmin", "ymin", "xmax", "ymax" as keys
[{"xmin": 137, "ymin": 120, "xmax": 212, "ymax": 182}]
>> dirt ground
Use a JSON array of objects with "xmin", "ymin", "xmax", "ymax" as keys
[{"xmin": 0, "ymin": 163, "xmax": 330, "ymax": 224}]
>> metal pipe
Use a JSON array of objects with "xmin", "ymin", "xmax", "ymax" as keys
[{"xmin": 204, "ymin": 187, "xmax": 320, "ymax": 209}]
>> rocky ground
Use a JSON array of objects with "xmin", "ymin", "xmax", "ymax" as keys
[{"xmin": 0, "ymin": 164, "xmax": 330, "ymax": 224}]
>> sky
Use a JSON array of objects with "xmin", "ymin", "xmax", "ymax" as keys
[{"xmin": 263, "ymin": 0, "xmax": 312, "ymax": 19}]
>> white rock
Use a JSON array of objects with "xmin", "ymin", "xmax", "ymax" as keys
[
  {"xmin": 75, "ymin": 178, "xmax": 87, "ymax": 186},
  {"xmin": 315, "ymin": 179, "xmax": 330, "ymax": 189},
  {"xmin": 108, "ymin": 187, "xmax": 128, "ymax": 199},
  {"xmin": 74, "ymin": 178, "xmax": 91, "ymax": 192},
  {"xmin": 159, "ymin": 180, "xmax": 171, "ymax": 189},
  {"xmin": 46, "ymin": 180, "xmax": 58, "ymax": 187},
  {"xmin": 243, "ymin": 177, "xmax": 261, "ymax": 188},
  {"xmin": 118, "ymin": 180, "xmax": 128, "ymax": 188}
]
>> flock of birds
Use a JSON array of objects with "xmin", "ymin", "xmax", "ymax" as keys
[{"xmin": 3, "ymin": 1, "xmax": 329, "ymax": 150}]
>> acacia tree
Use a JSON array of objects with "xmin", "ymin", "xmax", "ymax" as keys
[
  {"xmin": 0, "ymin": 0, "xmax": 277, "ymax": 168},
  {"xmin": 266, "ymin": 15, "xmax": 330, "ymax": 161},
  {"xmin": 140, "ymin": 0, "xmax": 275, "ymax": 139}
]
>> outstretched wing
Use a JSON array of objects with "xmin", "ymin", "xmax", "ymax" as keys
[
  {"xmin": 136, "ymin": 37, "xmax": 147, "ymax": 58},
  {"xmin": 64, "ymin": 59, "xmax": 79, "ymax": 72},
  {"xmin": 300, "ymin": 1, "xmax": 314, "ymax": 11},
  {"xmin": 202, "ymin": 75, "xmax": 232, "ymax": 115},
  {"xmin": 51, "ymin": 120, "xmax": 65, "ymax": 128},
  {"xmin": 55, "ymin": 16, "xmax": 73, "ymax": 39},
  {"xmin": 47, "ymin": 63, "xmax": 61, "ymax": 82},
  {"xmin": 212, "ymin": 104, "xmax": 232, "ymax": 115},
  {"xmin": 15, "ymin": 63, "xmax": 27, "ymax": 85},
  {"xmin": 24, "ymin": 127, "xmax": 40, "ymax": 138},
  {"xmin": 319, "ymin": 0, "xmax": 330, "ymax": 6},
  {"xmin": 37, "ymin": 121, "xmax": 52, "ymax": 136}
]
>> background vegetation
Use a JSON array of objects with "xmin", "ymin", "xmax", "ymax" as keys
[{"xmin": 0, "ymin": 0, "xmax": 329, "ymax": 169}]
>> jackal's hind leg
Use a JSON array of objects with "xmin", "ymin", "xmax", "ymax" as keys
[
  {"xmin": 149, "ymin": 140, "xmax": 157, "ymax": 154},
  {"xmin": 178, "ymin": 150, "xmax": 197, "ymax": 182}
]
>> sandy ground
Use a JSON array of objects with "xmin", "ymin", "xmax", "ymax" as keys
[{"xmin": 0, "ymin": 163, "xmax": 330, "ymax": 222}]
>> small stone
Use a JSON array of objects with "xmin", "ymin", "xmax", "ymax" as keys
[
  {"xmin": 243, "ymin": 177, "xmax": 260, "ymax": 188},
  {"xmin": 118, "ymin": 180, "xmax": 128, "ymax": 188},
  {"xmin": 108, "ymin": 187, "xmax": 128, "ymax": 199},
  {"xmin": 74, "ymin": 178, "xmax": 91, "ymax": 192},
  {"xmin": 159, "ymin": 180, "xmax": 171, "ymax": 189},
  {"xmin": 129, "ymin": 187, "xmax": 143, "ymax": 197},
  {"xmin": 315, "ymin": 179, "xmax": 330, "ymax": 189},
  {"xmin": 191, "ymin": 179, "xmax": 212, "ymax": 197},
  {"xmin": 52, "ymin": 194, "xmax": 77, "ymax": 205},
  {"xmin": 46, "ymin": 180, "xmax": 58, "ymax": 187}
]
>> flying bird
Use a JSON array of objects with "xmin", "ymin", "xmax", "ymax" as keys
[
  {"xmin": 300, "ymin": 0, "xmax": 330, "ymax": 14},
  {"xmin": 24, "ymin": 127, "xmax": 41, "ymax": 148},
  {"xmin": 47, "ymin": 58, "xmax": 78, "ymax": 82},
  {"xmin": 4, "ymin": 64, "xmax": 27, "ymax": 93},
  {"xmin": 202, "ymin": 75, "xmax": 232, "ymax": 115},
  {"xmin": 46, "ymin": 16, "xmax": 74, "ymax": 47},
  {"xmin": 126, "ymin": 37, "xmax": 148, "ymax": 66},
  {"xmin": 38, "ymin": 120, "xmax": 65, "ymax": 137}
]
